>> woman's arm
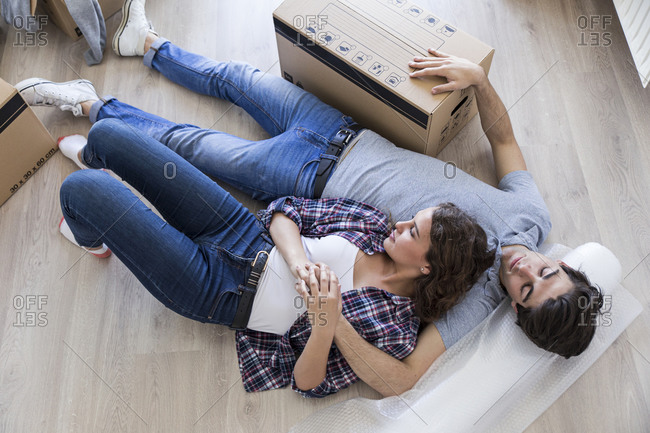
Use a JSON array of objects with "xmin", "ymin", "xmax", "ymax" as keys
[
  {"xmin": 334, "ymin": 317, "xmax": 446, "ymax": 396},
  {"xmin": 293, "ymin": 264, "xmax": 342, "ymax": 390},
  {"xmin": 268, "ymin": 212, "xmax": 314, "ymax": 281}
]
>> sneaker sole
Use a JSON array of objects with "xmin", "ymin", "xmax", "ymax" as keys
[{"xmin": 112, "ymin": 0, "xmax": 135, "ymax": 56}]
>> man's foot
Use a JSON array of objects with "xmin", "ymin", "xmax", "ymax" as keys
[
  {"xmin": 113, "ymin": 0, "xmax": 157, "ymax": 56},
  {"xmin": 59, "ymin": 217, "xmax": 112, "ymax": 258},
  {"xmin": 15, "ymin": 78, "xmax": 98, "ymax": 117},
  {"xmin": 58, "ymin": 135, "xmax": 90, "ymax": 170}
]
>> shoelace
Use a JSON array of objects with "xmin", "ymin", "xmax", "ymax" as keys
[{"xmin": 35, "ymin": 89, "xmax": 78, "ymax": 105}]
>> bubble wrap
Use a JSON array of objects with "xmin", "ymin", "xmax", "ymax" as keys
[{"xmin": 290, "ymin": 243, "xmax": 642, "ymax": 433}]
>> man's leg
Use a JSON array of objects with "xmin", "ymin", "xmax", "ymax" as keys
[
  {"xmin": 143, "ymin": 38, "xmax": 351, "ymax": 139},
  {"xmin": 86, "ymin": 97, "xmax": 332, "ymax": 201}
]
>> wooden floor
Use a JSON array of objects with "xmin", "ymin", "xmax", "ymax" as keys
[{"xmin": 1, "ymin": 0, "xmax": 648, "ymax": 432}]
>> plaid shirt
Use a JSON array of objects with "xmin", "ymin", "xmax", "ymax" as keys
[{"xmin": 235, "ymin": 197, "xmax": 420, "ymax": 398}]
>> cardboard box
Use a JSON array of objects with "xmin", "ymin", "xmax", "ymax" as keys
[
  {"xmin": 273, "ymin": 0, "xmax": 495, "ymax": 156},
  {"xmin": 0, "ymin": 79, "xmax": 57, "ymax": 207},
  {"xmin": 38, "ymin": 0, "xmax": 123, "ymax": 40}
]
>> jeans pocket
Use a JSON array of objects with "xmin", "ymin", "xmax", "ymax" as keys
[{"xmin": 295, "ymin": 127, "xmax": 330, "ymax": 150}]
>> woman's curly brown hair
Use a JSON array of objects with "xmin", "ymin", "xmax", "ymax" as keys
[{"xmin": 413, "ymin": 203, "xmax": 495, "ymax": 322}]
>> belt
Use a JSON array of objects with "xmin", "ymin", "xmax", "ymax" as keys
[
  {"xmin": 230, "ymin": 245, "xmax": 272, "ymax": 330},
  {"xmin": 313, "ymin": 123, "xmax": 364, "ymax": 198}
]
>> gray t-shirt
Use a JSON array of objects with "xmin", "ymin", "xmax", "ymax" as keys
[{"xmin": 322, "ymin": 130, "xmax": 552, "ymax": 348}]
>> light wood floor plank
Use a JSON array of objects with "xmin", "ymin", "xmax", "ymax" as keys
[{"xmin": 1, "ymin": 0, "xmax": 648, "ymax": 432}]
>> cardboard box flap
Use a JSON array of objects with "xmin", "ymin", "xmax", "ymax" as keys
[{"xmin": 274, "ymin": 0, "xmax": 493, "ymax": 116}]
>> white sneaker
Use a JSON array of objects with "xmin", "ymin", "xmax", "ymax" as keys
[
  {"xmin": 112, "ymin": 0, "xmax": 157, "ymax": 56},
  {"xmin": 15, "ymin": 78, "xmax": 98, "ymax": 117},
  {"xmin": 59, "ymin": 217, "xmax": 112, "ymax": 258}
]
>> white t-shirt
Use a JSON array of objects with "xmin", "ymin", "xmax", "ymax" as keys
[{"xmin": 247, "ymin": 235, "xmax": 359, "ymax": 335}]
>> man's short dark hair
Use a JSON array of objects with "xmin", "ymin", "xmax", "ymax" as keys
[{"xmin": 515, "ymin": 264, "xmax": 604, "ymax": 358}]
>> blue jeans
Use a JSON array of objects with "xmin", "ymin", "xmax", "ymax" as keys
[
  {"xmin": 88, "ymin": 38, "xmax": 355, "ymax": 201},
  {"xmin": 60, "ymin": 119, "xmax": 272, "ymax": 328}
]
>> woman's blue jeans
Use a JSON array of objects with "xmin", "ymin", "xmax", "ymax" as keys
[
  {"xmin": 88, "ymin": 38, "xmax": 355, "ymax": 202},
  {"xmin": 60, "ymin": 119, "xmax": 273, "ymax": 326}
]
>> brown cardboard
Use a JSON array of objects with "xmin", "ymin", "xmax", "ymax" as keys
[
  {"xmin": 38, "ymin": 0, "xmax": 123, "ymax": 40},
  {"xmin": 0, "ymin": 79, "xmax": 57, "ymax": 207},
  {"xmin": 273, "ymin": 0, "xmax": 495, "ymax": 156}
]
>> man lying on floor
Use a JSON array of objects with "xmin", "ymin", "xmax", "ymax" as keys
[{"xmin": 17, "ymin": 0, "xmax": 604, "ymax": 397}]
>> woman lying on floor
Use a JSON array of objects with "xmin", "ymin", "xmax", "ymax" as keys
[{"xmin": 51, "ymin": 119, "xmax": 493, "ymax": 397}]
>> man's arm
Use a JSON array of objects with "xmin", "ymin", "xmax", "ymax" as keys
[
  {"xmin": 334, "ymin": 317, "xmax": 446, "ymax": 396},
  {"xmin": 409, "ymin": 48, "xmax": 527, "ymax": 182}
]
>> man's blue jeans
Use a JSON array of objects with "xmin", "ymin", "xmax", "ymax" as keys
[
  {"xmin": 88, "ymin": 38, "xmax": 355, "ymax": 201},
  {"xmin": 60, "ymin": 119, "xmax": 273, "ymax": 327}
]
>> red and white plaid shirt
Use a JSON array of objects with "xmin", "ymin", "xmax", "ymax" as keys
[{"xmin": 236, "ymin": 197, "xmax": 420, "ymax": 398}]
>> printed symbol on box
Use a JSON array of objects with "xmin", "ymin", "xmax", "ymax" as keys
[
  {"xmin": 405, "ymin": 6, "xmax": 422, "ymax": 17},
  {"xmin": 452, "ymin": 112, "xmax": 461, "ymax": 128},
  {"xmin": 306, "ymin": 26, "xmax": 317, "ymax": 34},
  {"xmin": 369, "ymin": 62, "xmax": 388, "ymax": 76},
  {"xmin": 422, "ymin": 15, "xmax": 439, "ymax": 27},
  {"xmin": 385, "ymin": 73, "xmax": 406, "ymax": 87},
  {"xmin": 441, "ymin": 121, "xmax": 450, "ymax": 142},
  {"xmin": 317, "ymin": 31, "xmax": 338, "ymax": 45},
  {"xmin": 353, "ymin": 52, "xmax": 372, "ymax": 66},
  {"xmin": 437, "ymin": 24, "xmax": 456, "ymax": 37},
  {"xmin": 337, "ymin": 41, "xmax": 356, "ymax": 56},
  {"xmin": 388, "ymin": 0, "xmax": 406, "ymax": 8}
]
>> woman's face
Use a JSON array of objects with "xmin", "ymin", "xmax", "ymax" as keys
[{"xmin": 383, "ymin": 207, "xmax": 437, "ymax": 273}]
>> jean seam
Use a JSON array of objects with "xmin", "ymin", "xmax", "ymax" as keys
[{"xmin": 155, "ymin": 52, "xmax": 283, "ymax": 134}]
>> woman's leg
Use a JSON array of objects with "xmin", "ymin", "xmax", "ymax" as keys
[
  {"xmin": 61, "ymin": 121, "xmax": 270, "ymax": 324},
  {"xmin": 80, "ymin": 118, "xmax": 267, "ymax": 245}
]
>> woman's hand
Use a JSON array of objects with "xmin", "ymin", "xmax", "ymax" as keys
[
  {"xmin": 296, "ymin": 263, "xmax": 342, "ymax": 335},
  {"xmin": 408, "ymin": 48, "xmax": 486, "ymax": 94},
  {"xmin": 293, "ymin": 261, "xmax": 317, "ymax": 285}
]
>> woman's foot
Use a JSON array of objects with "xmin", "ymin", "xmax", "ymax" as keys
[
  {"xmin": 112, "ymin": 0, "xmax": 158, "ymax": 56},
  {"xmin": 14, "ymin": 78, "xmax": 99, "ymax": 117},
  {"xmin": 58, "ymin": 135, "xmax": 90, "ymax": 170},
  {"xmin": 59, "ymin": 217, "xmax": 112, "ymax": 258}
]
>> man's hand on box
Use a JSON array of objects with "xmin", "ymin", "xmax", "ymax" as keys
[{"xmin": 409, "ymin": 48, "xmax": 486, "ymax": 94}]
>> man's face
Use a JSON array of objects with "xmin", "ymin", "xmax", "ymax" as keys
[{"xmin": 499, "ymin": 245, "xmax": 574, "ymax": 310}]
